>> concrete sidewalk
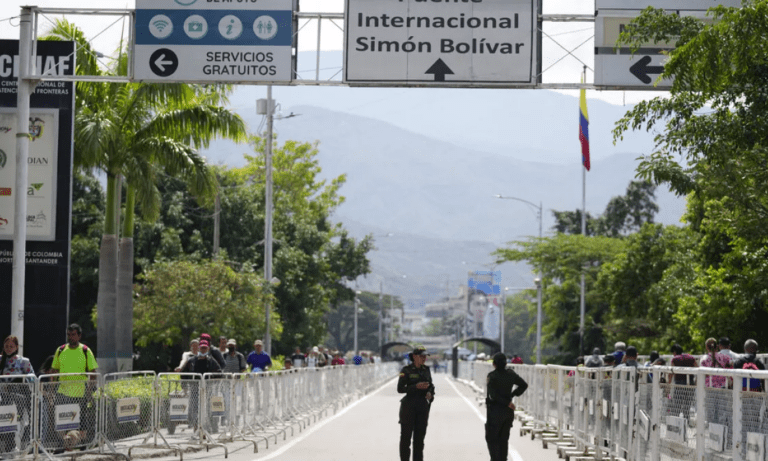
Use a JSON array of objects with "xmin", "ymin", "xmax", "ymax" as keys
[{"xmin": 123, "ymin": 373, "xmax": 562, "ymax": 461}]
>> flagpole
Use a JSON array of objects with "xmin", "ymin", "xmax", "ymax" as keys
[{"xmin": 579, "ymin": 65, "xmax": 587, "ymax": 356}]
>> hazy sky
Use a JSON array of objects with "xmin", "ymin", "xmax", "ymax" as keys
[{"xmin": 0, "ymin": 0, "xmax": 669, "ymax": 105}]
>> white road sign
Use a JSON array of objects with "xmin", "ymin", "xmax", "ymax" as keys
[
  {"xmin": 594, "ymin": 0, "xmax": 741, "ymax": 89},
  {"xmin": 134, "ymin": 0, "xmax": 293, "ymax": 83},
  {"xmin": 344, "ymin": 0, "xmax": 536, "ymax": 87}
]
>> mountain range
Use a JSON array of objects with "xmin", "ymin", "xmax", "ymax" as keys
[{"xmin": 201, "ymin": 52, "xmax": 686, "ymax": 308}]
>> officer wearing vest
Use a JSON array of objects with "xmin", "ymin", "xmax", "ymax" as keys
[
  {"xmin": 485, "ymin": 352, "xmax": 528, "ymax": 461},
  {"xmin": 397, "ymin": 345, "xmax": 434, "ymax": 461}
]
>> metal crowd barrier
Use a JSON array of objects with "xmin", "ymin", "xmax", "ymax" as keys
[
  {"xmin": 459, "ymin": 362, "xmax": 768, "ymax": 461},
  {"xmin": 0, "ymin": 362, "xmax": 399, "ymax": 460}
]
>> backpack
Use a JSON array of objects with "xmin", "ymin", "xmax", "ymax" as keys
[
  {"xmin": 741, "ymin": 361, "xmax": 762, "ymax": 391},
  {"xmin": 57, "ymin": 344, "xmax": 93, "ymax": 372}
]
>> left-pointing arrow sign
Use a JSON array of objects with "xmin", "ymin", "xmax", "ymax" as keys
[
  {"xmin": 149, "ymin": 49, "xmax": 179, "ymax": 77},
  {"xmin": 629, "ymin": 55, "xmax": 664, "ymax": 85}
]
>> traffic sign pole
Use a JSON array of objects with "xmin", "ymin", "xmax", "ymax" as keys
[{"xmin": 11, "ymin": 7, "xmax": 36, "ymax": 356}]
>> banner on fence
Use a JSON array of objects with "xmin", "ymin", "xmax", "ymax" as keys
[
  {"xmin": 55, "ymin": 403, "xmax": 80, "ymax": 431},
  {"xmin": 116, "ymin": 397, "xmax": 140, "ymax": 423},
  {"xmin": 665, "ymin": 415, "xmax": 685, "ymax": 443},
  {"xmin": 210, "ymin": 396, "xmax": 225, "ymax": 417},
  {"xmin": 638, "ymin": 410, "xmax": 650, "ymax": 441},
  {"xmin": 746, "ymin": 432, "xmax": 765, "ymax": 461},
  {"xmin": 707, "ymin": 423, "xmax": 725, "ymax": 452},
  {"xmin": 170, "ymin": 398, "xmax": 189, "ymax": 421},
  {"xmin": 0, "ymin": 404, "xmax": 18, "ymax": 433}
]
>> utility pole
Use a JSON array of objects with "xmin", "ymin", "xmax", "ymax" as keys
[
  {"xmin": 378, "ymin": 281, "xmax": 383, "ymax": 349},
  {"xmin": 260, "ymin": 86, "xmax": 275, "ymax": 356},
  {"xmin": 213, "ymin": 192, "xmax": 220, "ymax": 259},
  {"xmin": 11, "ymin": 7, "xmax": 36, "ymax": 356}
]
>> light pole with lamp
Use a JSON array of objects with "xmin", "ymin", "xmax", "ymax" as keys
[
  {"xmin": 354, "ymin": 290, "xmax": 362, "ymax": 356},
  {"xmin": 495, "ymin": 194, "xmax": 544, "ymax": 363},
  {"xmin": 502, "ymin": 286, "xmax": 535, "ymax": 355}
]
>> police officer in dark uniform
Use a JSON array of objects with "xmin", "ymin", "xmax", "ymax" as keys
[
  {"xmin": 397, "ymin": 345, "xmax": 435, "ymax": 461},
  {"xmin": 486, "ymin": 352, "xmax": 528, "ymax": 461}
]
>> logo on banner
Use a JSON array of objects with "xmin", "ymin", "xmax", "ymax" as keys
[
  {"xmin": 27, "ymin": 211, "xmax": 47, "ymax": 228},
  {"xmin": 116, "ymin": 398, "xmax": 141, "ymax": 423},
  {"xmin": 0, "ymin": 149, "xmax": 6, "ymax": 168},
  {"xmin": 0, "ymin": 405, "xmax": 18, "ymax": 433},
  {"xmin": 0, "ymin": 188, "xmax": 10, "ymax": 196},
  {"xmin": 28, "ymin": 183, "xmax": 43, "ymax": 196},
  {"xmin": 0, "ymin": 216, "xmax": 8, "ymax": 228},
  {"xmin": 210, "ymin": 396, "xmax": 225, "ymax": 417},
  {"xmin": 28, "ymin": 117, "xmax": 45, "ymax": 141},
  {"xmin": 169, "ymin": 398, "xmax": 189, "ymax": 421},
  {"xmin": 55, "ymin": 404, "xmax": 80, "ymax": 431}
]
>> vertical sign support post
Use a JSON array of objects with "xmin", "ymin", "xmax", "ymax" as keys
[
  {"xmin": 11, "ymin": 7, "xmax": 36, "ymax": 355},
  {"xmin": 264, "ymin": 85, "xmax": 274, "ymax": 356}
]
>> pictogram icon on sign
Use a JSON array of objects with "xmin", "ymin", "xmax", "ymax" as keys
[{"xmin": 149, "ymin": 49, "xmax": 179, "ymax": 77}]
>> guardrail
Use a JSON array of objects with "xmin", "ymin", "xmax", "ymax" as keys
[
  {"xmin": 456, "ymin": 361, "xmax": 768, "ymax": 461},
  {"xmin": 0, "ymin": 362, "xmax": 400, "ymax": 460}
]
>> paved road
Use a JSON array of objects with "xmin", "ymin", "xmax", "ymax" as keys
[{"xmin": 137, "ymin": 373, "xmax": 561, "ymax": 461}]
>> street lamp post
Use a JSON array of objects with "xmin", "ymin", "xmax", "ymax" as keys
[
  {"xmin": 495, "ymin": 195, "xmax": 544, "ymax": 363},
  {"xmin": 534, "ymin": 278, "xmax": 543, "ymax": 364},
  {"xmin": 354, "ymin": 290, "xmax": 361, "ymax": 356}
]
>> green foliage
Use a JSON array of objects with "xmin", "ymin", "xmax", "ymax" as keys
[
  {"xmin": 552, "ymin": 181, "xmax": 658, "ymax": 237},
  {"xmin": 612, "ymin": 1, "xmax": 768, "ymax": 350},
  {"xmin": 325, "ymin": 291, "xmax": 392, "ymax": 353},
  {"xmin": 494, "ymin": 233, "xmax": 627, "ymax": 364},
  {"xmin": 502, "ymin": 292, "xmax": 538, "ymax": 363},
  {"xmin": 132, "ymin": 259, "xmax": 279, "ymax": 351},
  {"xmin": 596, "ymin": 224, "xmax": 699, "ymax": 352}
]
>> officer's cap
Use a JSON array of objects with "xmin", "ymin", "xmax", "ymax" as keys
[{"xmin": 412, "ymin": 346, "xmax": 429, "ymax": 357}]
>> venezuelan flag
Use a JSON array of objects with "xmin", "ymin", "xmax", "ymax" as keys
[{"xmin": 579, "ymin": 87, "xmax": 590, "ymax": 171}]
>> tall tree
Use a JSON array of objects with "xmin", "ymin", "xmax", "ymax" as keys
[
  {"xmin": 613, "ymin": 1, "xmax": 768, "ymax": 348},
  {"xmin": 45, "ymin": 21, "xmax": 246, "ymax": 372},
  {"xmin": 494, "ymin": 234, "xmax": 626, "ymax": 363},
  {"xmin": 552, "ymin": 181, "xmax": 658, "ymax": 237}
]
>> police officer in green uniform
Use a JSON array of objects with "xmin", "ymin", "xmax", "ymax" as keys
[
  {"xmin": 486, "ymin": 352, "xmax": 528, "ymax": 461},
  {"xmin": 397, "ymin": 346, "xmax": 435, "ymax": 461}
]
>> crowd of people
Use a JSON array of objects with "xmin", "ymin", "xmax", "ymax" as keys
[
  {"xmin": 170, "ymin": 335, "xmax": 378, "ymax": 374},
  {"xmin": 574, "ymin": 337, "xmax": 766, "ymax": 391}
]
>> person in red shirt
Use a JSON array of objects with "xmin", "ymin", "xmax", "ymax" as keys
[
  {"xmin": 331, "ymin": 351, "xmax": 345, "ymax": 366},
  {"xmin": 510, "ymin": 355, "xmax": 523, "ymax": 365}
]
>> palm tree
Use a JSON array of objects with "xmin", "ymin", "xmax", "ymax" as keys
[{"xmin": 45, "ymin": 20, "xmax": 247, "ymax": 372}]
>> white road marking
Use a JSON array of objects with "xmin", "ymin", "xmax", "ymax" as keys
[
  {"xmin": 444, "ymin": 376, "xmax": 525, "ymax": 461},
  {"xmin": 251, "ymin": 376, "xmax": 398, "ymax": 461}
]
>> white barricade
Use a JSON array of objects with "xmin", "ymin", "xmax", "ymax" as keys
[
  {"xmin": 458, "ymin": 362, "xmax": 768, "ymax": 461},
  {"xmin": 102, "ymin": 371, "xmax": 156, "ymax": 453},
  {"xmin": 0, "ymin": 375, "xmax": 35, "ymax": 458},
  {"xmin": 0, "ymin": 362, "xmax": 398, "ymax": 460}
]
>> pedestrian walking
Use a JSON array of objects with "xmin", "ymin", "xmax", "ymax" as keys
[
  {"xmin": 485, "ymin": 352, "xmax": 528, "ymax": 461},
  {"xmin": 50, "ymin": 324, "xmax": 99, "ymax": 451},
  {"xmin": 246, "ymin": 340, "xmax": 271, "ymax": 372},
  {"xmin": 397, "ymin": 345, "xmax": 434, "ymax": 461}
]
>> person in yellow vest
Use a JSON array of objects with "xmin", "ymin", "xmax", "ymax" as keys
[{"xmin": 50, "ymin": 324, "xmax": 98, "ymax": 451}]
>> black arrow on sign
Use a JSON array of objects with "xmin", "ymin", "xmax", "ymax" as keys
[
  {"xmin": 425, "ymin": 59, "xmax": 454, "ymax": 82},
  {"xmin": 629, "ymin": 56, "xmax": 664, "ymax": 84}
]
